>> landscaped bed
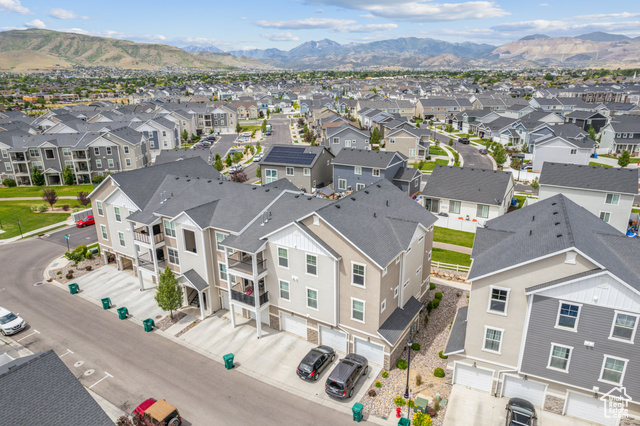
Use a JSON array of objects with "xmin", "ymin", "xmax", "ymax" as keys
[{"xmin": 48, "ymin": 256, "xmax": 105, "ymax": 284}]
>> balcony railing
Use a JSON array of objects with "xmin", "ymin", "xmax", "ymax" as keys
[
  {"xmin": 228, "ymin": 254, "xmax": 267, "ymax": 276},
  {"xmin": 230, "ymin": 289, "xmax": 269, "ymax": 307},
  {"xmin": 73, "ymin": 152, "xmax": 87, "ymax": 159},
  {"xmin": 138, "ymin": 257, "xmax": 166, "ymax": 272},
  {"xmin": 10, "ymin": 154, "xmax": 26, "ymax": 162},
  {"xmin": 75, "ymin": 165, "xmax": 89, "ymax": 172},
  {"xmin": 134, "ymin": 231, "xmax": 164, "ymax": 245}
]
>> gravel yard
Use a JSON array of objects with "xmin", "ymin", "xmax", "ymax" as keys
[
  {"xmin": 48, "ymin": 256, "xmax": 105, "ymax": 284},
  {"xmin": 360, "ymin": 284, "xmax": 468, "ymax": 425}
]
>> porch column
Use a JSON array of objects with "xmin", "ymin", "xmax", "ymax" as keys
[
  {"xmin": 225, "ymin": 248, "xmax": 235, "ymax": 328},
  {"xmin": 229, "ymin": 303, "xmax": 236, "ymax": 328},
  {"xmin": 150, "ymin": 226, "xmax": 159, "ymax": 275},
  {"xmin": 130, "ymin": 224, "xmax": 144, "ymax": 291},
  {"xmin": 198, "ymin": 291, "xmax": 205, "ymax": 320},
  {"xmin": 252, "ymin": 253, "xmax": 261, "ymax": 339}
]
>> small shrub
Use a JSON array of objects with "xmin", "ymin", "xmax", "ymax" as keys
[
  {"xmin": 416, "ymin": 374, "xmax": 422, "ymax": 386},
  {"xmin": 31, "ymin": 204, "xmax": 40, "ymax": 212},
  {"xmin": 456, "ymin": 292, "xmax": 460, "ymax": 297},
  {"xmin": 439, "ymin": 351, "xmax": 448, "ymax": 359},
  {"xmin": 37, "ymin": 204, "xmax": 48, "ymax": 212},
  {"xmin": 429, "ymin": 282, "xmax": 436, "ymax": 290},
  {"xmin": 434, "ymin": 292, "xmax": 443, "ymax": 300},
  {"xmin": 85, "ymin": 265, "xmax": 92, "ymax": 271},
  {"xmin": 85, "ymin": 251, "xmax": 93, "ymax": 260},
  {"xmin": 427, "ymin": 407, "xmax": 437, "ymax": 417},
  {"xmin": 72, "ymin": 207, "xmax": 83, "ymax": 213},
  {"xmin": 56, "ymin": 270, "xmax": 62, "ymax": 275},
  {"xmin": 394, "ymin": 395, "xmax": 407, "ymax": 407},
  {"xmin": 408, "ymin": 399, "xmax": 416, "ymax": 409},
  {"xmin": 62, "ymin": 204, "xmax": 70, "ymax": 211},
  {"xmin": 434, "ymin": 401, "xmax": 441, "ymax": 411},
  {"xmin": 426, "ymin": 300, "xmax": 433, "ymax": 313},
  {"xmin": 424, "ymin": 314, "xmax": 429, "ymax": 325},
  {"xmin": 397, "ymin": 359, "xmax": 408, "ymax": 370},
  {"xmin": 434, "ymin": 368, "xmax": 445, "ymax": 378},
  {"xmin": 411, "ymin": 342, "xmax": 421, "ymax": 351},
  {"xmin": 2, "ymin": 178, "xmax": 17, "ymax": 187},
  {"xmin": 375, "ymin": 380, "xmax": 382, "ymax": 388},
  {"xmin": 413, "ymin": 412, "xmax": 432, "ymax": 426},
  {"xmin": 65, "ymin": 271, "xmax": 74, "ymax": 279},
  {"xmin": 432, "ymin": 299, "xmax": 440, "ymax": 309},
  {"xmin": 381, "ymin": 370, "xmax": 389, "ymax": 378},
  {"xmin": 368, "ymin": 389, "xmax": 377, "ymax": 397}
]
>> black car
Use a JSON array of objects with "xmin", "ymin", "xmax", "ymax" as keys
[
  {"xmin": 325, "ymin": 353, "xmax": 368, "ymax": 399},
  {"xmin": 458, "ymin": 137, "xmax": 470, "ymax": 144},
  {"xmin": 505, "ymin": 398, "xmax": 537, "ymax": 426},
  {"xmin": 297, "ymin": 345, "xmax": 336, "ymax": 381},
  {"xmin": 479, "ymin": 148, "xmax": 488, "ymax": 155}
]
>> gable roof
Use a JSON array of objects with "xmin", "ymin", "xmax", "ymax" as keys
[
  {"xmin": 332, "ymin": 148, "xmax": 406, "ymax": 169},
  {"xmin": 261, "ymin": 145, "xmax": 331, "ymax": 168},
  {"xmin": 423, "ymin": 166, "xmax": 513, "ymax": 206},
  {"xmin": 377, "ymin": 296, "xmax": 422, "ymax": 346},
  {"xmin": 539, "ymin": 162, "xmax": 639, "ymax": 194}
]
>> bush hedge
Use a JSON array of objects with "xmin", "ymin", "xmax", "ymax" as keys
[
  {"xmin": 439, "ymin": 351, "xmax": 448, "ymax": 359},
  {"xmin": 397, "ymin": 359, "xmax": 408, "ymax": 369},
  {"xmin": 434, "ymin": 368, "xmax": 445, "ymax": 378},
  {"xmin": 434, "ymin": 292, "xmax": 443, "ymax": 300}
]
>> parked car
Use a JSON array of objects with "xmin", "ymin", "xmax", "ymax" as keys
[
  {"xmin": 229, "ymin": 164, "xmax": 243, "ymax": 173},
  {"xmin": 133, "ymin": 398, "xmax": 182, "ymax": 426},
  {"xmin": 76, "ymin": 215, "xmax": 95, "ymax": 228},
  {"xmin": 479, "ymin": 148, "xmax": 488, "ymax": 155},
  {"xmin": 505, "ymin": 398, "xmax": 537, "ymax": 426},
  {"xmin": 252, "ymin": 152, "xmax": 264, "ymax": 162},
  {"xmin": 325, "ymin": 353, "xmax": 368, "ymax": 399},
  {"xmin": 458, "ymin": 137, "xmax": 470, "ymax": 144},
  {"xmin": 0, "ymin": 307, "xmax": 26, "ymax": 336},
  {"xmin": 521, "ymin": 164, "xmax": 533, "ymax": 171},
  {"xmin": 297, "ymin": 346, "xmax": 336, "ymax": 381}
]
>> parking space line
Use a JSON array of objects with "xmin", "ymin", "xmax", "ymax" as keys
[
  {"xmin": 59, "ymin": 349, "xmax": 74, "ymax": 357},
  {"xmin": 89, "ymin": 372, "xmax": 113, "ymax": 389},
  {"xmin": 17, "ymin": 329, "xmax": 40, "ymax": 342}
]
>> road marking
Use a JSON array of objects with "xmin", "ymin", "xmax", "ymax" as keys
[
  {"xmin": 59, "ymin": 349, "xmax": 74, "ymax": 357},
  {"xmin": 74, "ymin": 360, "xmax": 84, "ymax": 368},
  {"xmin": 89, "ymin": 372, "xmax": 113, "ymax": 389},
  {"xmin": 84, "ymin": 369, "xmax": 95, "ymax": 376},
  {"xmin": 17, "ymin": 329, "xmax": 39, "ymax": 342}
]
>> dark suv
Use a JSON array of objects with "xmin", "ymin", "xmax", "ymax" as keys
[
  {"xmin": 325, "ymin": 353, "xmax": 368, "ymax": 399},
  {"xmin": 297, "ymin": 345, "xmax": 336, "ymax": 381},
  {"xmin": 458, "ymin": 137, "xmax": 470, "ymax": 144},
  {"xmin": 505, "ymin": 398, "xmax": 537, "ymax": 426}
]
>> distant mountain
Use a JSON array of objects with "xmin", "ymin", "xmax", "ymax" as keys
[
  {"xmin": 575, "ymin": 32, "xmax": 631, "ymax": 42},
  {"xmin": 519, "ymin": 34, "xmax": 550, "ymax": 41},
  {"xmin": 181, "ymin": 45, "xmax": 224, "ymax": 53},
  {"xmin": 0, "ymin": 29, "xmax": 269, "ymax": 71},
  {"xmin": 288, "ymin": 39, "xmax": 342, "ymax": 56}
]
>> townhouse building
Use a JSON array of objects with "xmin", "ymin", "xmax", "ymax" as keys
[
  {"xmin": 260, "ymin": 145, "xmax": 334, "ymax": 192},
  {"xmin": 382, "ymin": 123, "xmax": 430, "ymax": 161},
  {"xmin": 600, "ymin": 116, "xmax": 640, "ymax": 156},
  {"xmin": 323, "ymin": 123, "xmax": 371, "ymax": 155}
]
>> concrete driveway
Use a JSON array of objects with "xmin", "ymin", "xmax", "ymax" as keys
[{"xmin": 444, "ymin": 385, "xmax": 605, "ymax": 426}]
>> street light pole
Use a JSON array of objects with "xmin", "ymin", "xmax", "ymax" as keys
[
  {"xmin": 404, "ymin": 324, "xmax": 414, "ymax": 400},
  {"xmin": 17, "ymin": 220, "xmax": 22, "ymax": 238}
]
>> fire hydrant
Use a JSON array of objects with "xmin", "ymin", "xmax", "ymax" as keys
[{"xmin": 396, "ymin": 407, "xmax": 402, "ymax": 418}]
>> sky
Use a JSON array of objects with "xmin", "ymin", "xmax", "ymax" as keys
[{"xmin": 1, "ymin": 0, "xmax": 640, "ymax": 51}]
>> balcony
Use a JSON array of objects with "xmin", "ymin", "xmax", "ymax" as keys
[
  {"xmin": 10, "ymin": 154, "xmax": 26, "ymax": 162},
  {"xmin": 138, "ymin": 253, "xmax": 166, "ymax": 272},
  {"xmin": 230, "ymin": 289, "xmax": 269, "ymax": 307},
  {"xmin": 75, "ymin": 164, "xmax": 89, "ymax": 173},
  {"xmin": 73, "ymin": 152, "xmax": 87, "ymax": 160},
  {"xmin": 134, "ymin": 231, "xmax": 164, "ymax": 245},
  {"xmin": 228, "ymin": 252, "xmax": 267, "ymax": 276}
]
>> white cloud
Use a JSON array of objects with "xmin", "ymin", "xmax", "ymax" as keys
[
  {"xmin": 340, "ymin": 23, "xmax": 397, "ymax": 33},
  {"xmin": 25, "ymin": 19, "xmax": 46, "ymax": 29},
  {"xmin": 255, "ymin": 17, "xmax": 356, "ymax": 29},
  {"xmin": 0, "ymin": 0, "xmax": 30, "ymax": 14},
  {"xmin": 315, "ymin": 8, "xmax": 324, "ymax": 13},
  {"xmin": 49, "ymin": 8, "xmax": 89, "ymax": 20},
  {"xmin": 261, "ymin": 32, "xmax": 300, "ymax": 41},
  {"xmin": 539, "ymin": 3, "xmax": 550, "ymax": 7},
  {"xmin": 576, "ymin": 12, "xmax": 640, "ymax": 20},
  {"xmin": 239, "ymin": 16, "xmax": 248, "ymax": 20},
  {"xmin": 491, "ymin": 19, "xmax": 640, "ymax": 37}
]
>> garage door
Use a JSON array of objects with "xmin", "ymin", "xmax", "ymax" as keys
[
  {"xmin": 281, "ymin": 313, "xmax": 307, "ymax": 338},
  {"xmin": 249, "ymin": 309, "xmax": 270, "ymax": 325},
  {"xmin": 502, "ymin": 375, "xmax": 546, "ymax": 407},
  {"xmin": 354, "ymin": 337, "xmax": 385, "ymax": 366},
  {"xmin": 565, "ymin": 391, "xmax": 617, "ymax": 426},
  {"xmin": 454, "ymin": 363, "xmax": 494, "ymax": 393},
  {"xmin": 319, "ymin": 326, "xmax": 347, "ymax": 353}
]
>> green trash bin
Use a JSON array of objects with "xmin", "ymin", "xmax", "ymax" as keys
[
  {"xmin": 101, "ymin": 297, "xmax": 111, "ymax": 310},
  {"xmin": 398, "ymin": 418, "xmax": 410, "ymax": 426},
  {"xmin": 352, "ymin": 403, "xmax": 363, "ymax": 422},
  {"xmin": 117, "ymin": 307, "xmax": 128, "ymax": 320},
  {"xmin": 68, "ymin": 283, "xmax": 79, "ymax": 294},
  {"xmin": 223, "ymin": 353, "xmax": 234, "ymax": 370},
  {"xmin": 143, "ymin": 318, "xmax": 155, "ymax": 332}
]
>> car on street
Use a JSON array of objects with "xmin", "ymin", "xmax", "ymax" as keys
[
  {"xmin": 457, "ymin": 137, "xmax": 470, "ymax": 144},
  {"xmin": 228, "ymin": 164, "xmax": 243, "ymax": 173},
  {"xmin": 133, "ymin": 398, "xmax": 182, "ymax": 426},
  {"xmin": 297, "ymin": 345, "xmax": 336, "ymax": 381},
  {"xmin": 479, "ymin": 148, "xmax": 488, "ymax": 155},
  {"xmin": 325, "ymin": 353, "xmax": 368, "ymax": 399},
  {"xmin": 252, "ymin": 152, "xmax": 264, "ymax": 162},
  {"xmin": 76, "ymin": 215, "xmax": 95, "ymax": 228},
  {"xmin": 0, "ymin": 307, "xmax": 26, "ymax": 336},
  {"xmin": 505, "ymin": 398, "xmax": 537, "ymax": 426}
]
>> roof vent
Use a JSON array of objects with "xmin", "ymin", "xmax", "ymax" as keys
[
  {"xmin": 265, "ymin": 189, "xmax": 270, "ymax": 192},
  {"xmin": 186, "ymin": 179, "xmax": 190, "ymax": 182},
  {"xmin": 386, "ymin": 200, "xmax": 389, "ymax": 206},
  {"xmin": 351, "ymin": 197, "xmax": 356, "ymax": 201},
  {"xmin": 553, "ymin": 211, "xmax": 558, "ymax": 215},
  {"xmin": 295, "ymin": 194, "xmax": 300, "ymax": 198},
  {"xmin": 364, "ymin": 190, "xmax": 369, "ymax": 194},
  {"xmin": 532, "ymin": 215, "xmax": 535, "ymax": 221},
  {"xmin": 219, "ymin": 181, "xmax": 223, "ymax": 184},
  {"xmin": 335, "ymin": 205, "xmax": 341, "ymax": 209},
  {"xmin": 551, "ymin": 202, "xmax": 557, "ymax": 206},
  {"xmin": 175, "ymin": 177, "xmax": 179, "ymax": 180},
  {"xmin": 557, "ymin": 234, "xmax": 563, "ymax": 238},
  {"xmin": 373, "ymin": 212, "xmax": 377, "ymax": 218},
  {"xmin": 207, "ymin": 180, "xmax": 211, "ymax": 183},
  {"xmin": 377, "ymin": 184, "xmax": 381, "ymax": 188},
  {"xmin": 529, "ymin": 230, "xmax": 532, "ymax": 236},
  {"xmin": 555, "ymin": 222, "xmax": 560, "ymax": 226}
]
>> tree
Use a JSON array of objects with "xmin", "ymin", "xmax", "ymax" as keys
[
  {"xmin": 448, "ymin": 138, "xmax": 453, "ymax": 147},
  {"xmin": 261, "ymin": 119, "xmax": 267, "ymax": 134},
  {"xmin": 215, "ymin": 152, "xmax": 221, "ymax": 162},
  {"xmin": 42, "ymin": 188, "xmax": 58, "ymax": 210},
  {"xmin": 235, "ymin": 122, "xmax": 242, "ymax": 134},
  {"xmin": 493, "ymin": 145, "xmax": 508, "ymax": 166},
  {"xmin": 370, "ymin": 127, "xmax": 381, "ymax": 145},
  {"xmin": 62, "ymin": 165, "xmax": 75, "ymax": 185},
  {"xmin": 225, "ymin": 155, "xmax": 232, "ymax": 167},
  {"xmin": 32, "ymin": 167, "xmax": 45, "ymax": 186},
  {"xmin": 256, "ymin": 165, "xmax": 261, "ymax": 178},
  {"xmin": 181, "ymin": 129, "xmax": 188, "ymax": 142},
  {"xmin": 305, "ymin": 132, "xmax": 313, "ymax": 143},
  {"xmin": 530, "ymin": 177, "xmax": 539, "ymax": 190},
  {"xmin": 510, "ymin": 157, "xmax": 522, "ymax": 170},
  {"xmin": 229, "ymin": 168, "xmax": 248, "ymax": 183},
  {"xmin": 232, "ymin": 152, "xmax": 243, "ymax": 163},
  {"xmin": 297, "ymin": 117, "xmax": 305, "ymax": 127},
  {"xmin": 587, "ymin": 125, "xmax": 597, "ymax": 141},
  {"xmin": 618, "ymin": 150, "xmax": 631, "ymax": 168},
  {"xmin": 214, "ymin": 158, "xmax": 223, "ymax": 171},
  {"xmin": 445, "ymin": 124, "xmax": 454, "ymax": 133},
  {"xmin": 77, "ymin": 191, "xmax": 90, "ymax": 207},
  {"xmin": 155, "ymin": 266, "xmax": 183, "ymax": 319}
]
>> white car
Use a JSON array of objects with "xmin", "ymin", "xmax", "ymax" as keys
[
  {"xmin": 252, "ymin": 153, "xmax": 264, "ymax": 162},
  {"xmin": 228, "ymin": 164, "xmax": 243, "ymax": 173},
  {"xmin": 0, "ymin": 307, "xmax": 26, "ymax": 336}
]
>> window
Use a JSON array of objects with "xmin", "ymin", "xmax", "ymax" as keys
[
  {"xmin": 95, "ymin": 201, "xmax": 104, "ymax": 216},
  {"xmin": 352, "ymin": 263, "xmax": 365, "ymax": 286},
  {"xmin": 167, "ymin": 248, "xmax": 179, "ymax": 265},
  {"xmin": 382, "ymin": 267, "xmax": 387, "ymax": 276},
  {"xmin": 279, "ymin": 280, "xmax": 290, "ymax": 300},
  {"xmin": 278, "ymin": 247, "xmax": 288, "ymax": 268},
  {"xmin": 29, "ymin": 149, "xmax": 39, "ymax": 157},
  {"xmin": 265, "ymin": 169, "xmax": 277, "ymax": 184},
  {"xmin": 114, "ymin": 207, "xmax": 121, "ymax": 222},
  {"xmin": 338, "ymin": 179, "xmax": 347, "ymax": 191},
  {"xmin": 100, "ymin": 225, "xmax": 108, "ymax": 240},
  {"xmin": 600, "ymin": 211, "xmax": 611, "ymax": 223},
  {"xmin": 477, "ymin": 204, "xmax": 489, "ymax": 218},
  {"xmin": 548, "ymin": 344, "xmax": 571, "ymax": 372},
  {"xmin": 123, "ymin": 146, "xmax": 129, "ymax": 154},
  {"xmin": 356, "ymin": 183, "xmax": 365, "ymax": 191},
  {"xmin": 125, "ymin": 158, "xmax": 131, "ymax": 167},
  {"xmin": 44, "ymin": 149, "xmax": 54, "ymax": 159},
  {"xmin": 390, "ymin": 138, "xmax": 395, "ymax": 144},
  {"xmin": 381, "ymin": 299, "xmax": 386, "ymax": 313},
  {"xmin": 605, "ymin": 193, "xmax": 620, "ymax": 205},
  {"xmin": 306, "ymin": 254, "xmax": 317, "ymax": 276},
  {"xmin": 556, "ymin": 302, "xmax": 580, "ymax": 330},
  {"xmin": 600, "ymin": 356, "xmax": 627, "ymax": 384},
  {"xmin": 106, "ymin": 147, "xmax": 112, "ymax": 155},
  {"xmin": 62, "ymin": 148, "xmax": 71, "ymax": 157},
  {"xmin": 416, "ymin": 266, "xmax": 422, "ymax": 276},
  {"xmin": 488, "ymin": 287, "xmax": 509, "ymax": 314},
  {"xmin": 373, "ymin": 169, "xmax": 380, "ymax": 177},
  {"xmin": 483, "ymin": 327, "xmax": 503, "ymax": 353},
  {"xmin": 184, "ymin": 229, "xmax": 197, "ymax": 253},
  {"xmin": 162, "ymin": 131, "xmax": 166, "ymax": 137},
  {"xmin": 395, "ymin": 255, "xmax": 401, "ymax": 264},
  {"xmin": 4, "ymin": 162, "xmax": 11, "ymax": 171},
  {"xmin": 64, "ymin": 160, "xmax": 74, "ymax": 168},
  {"xmin": 162, "ymin": 220, "xmax": 175, "ymax": 237},
  {"xmin": 96, "ymin": 159, "xmax": 102, "ymax": 168},
  {"xmin": 409, "ymin": 149, "xmax": 416, "ymax": 157},
  {"xmin": 219, "ymin": 263, "xmax": 228, "ymax": 281},
  {"xmin": 394, "ymin": 286, "xmax": 399, "ymax": 298},
  {"xmin": 215, "ymin": 232, "xmax": 227, "ymax": 251},
  {"xmin": 352, "ymin": 299, "xmax": 365, "ymax": 322},
  {"xmin": 449, "ymin": 200, "xmax": 461, "ymax": 214},
  {"xmin": 610, "ymin": 312, "xmax": 638, "ymax": 342},
  {"xmin": 345, "ymin": 140, "xmax": 351, "ymax": 148},
  {"xmin": 108, "ymin": 159, "xmax": 114, "ymax": 168},
  {"xmin": 307, "ymin": 288, "xmax": 318, "ymax": 310},
  {"xmin": 333, "ymin": 137, "xmax": 339, "ymax": 144},
  {"xmin": 303, "ymin": 168, "xmax": 310, "ymax": 176},
  {"xmin": 570, "ymin": 149, "xmax": 577, "ymax": 155},
  {"xmin": 286, "ymin": 167, "xmax": 294, "ymax": 176},
  {"xmin": 354, "ymin": 166, "xmax": 362, "ymax": 175},
  {"xmin": 94, "ymin": 147, "xmax": 100, "ymax": 155},
  {"xmin": 118, "ymin": 231, "xmax": 125, "ymax": 247}
]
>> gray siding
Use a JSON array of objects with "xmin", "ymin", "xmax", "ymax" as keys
[
  {"xmin": 521, "ymin": 294, "xmax": 640, "ymax": 400},
  {"xmin": 327, "ymin": 128, "xmax": 369, "ymax": 155},
  {"xmin": 41, "ymin": 147, "xmax": 62, "ymax": 171},
  {"xmin": 333, "ymin": 159, "xmax": 407, "ymax": 192}
]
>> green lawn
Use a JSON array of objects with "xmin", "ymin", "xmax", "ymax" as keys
[
  {"xmin": 412, "ymin": 158, "xmax": 449, "ymax": 171},
  {"xmin": 589, "ymin": 162, "xmax": 613, "ymax": 168},
  {"xmin": 431, "ymin": 248, "xmax": 472, "ymax": 267},
  {"xmin": 429, "ymin": 146, "xmax": 447, "ymax": 156},
  {"xmin": 514, "ymin": 195, "xmax": 527, "ymax": 209},
  {"xmin": 433, "ymin": 227, "xmax": 475, "ymax": 248},
  {"xmin": 0, "ymin": 184, "xmax": 94, "ymax": 198},
  {"xmin": 0, "ymin": 200, "xmax": 70, "ymax": 239}
]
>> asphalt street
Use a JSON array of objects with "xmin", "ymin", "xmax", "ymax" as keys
[
  {"xmin": 0, "ymin": 227, "xmax": 356, "ymax": 425},
  {"xmin": 430, "ymin": 131, "xmax": 494, "ymax": 170}
]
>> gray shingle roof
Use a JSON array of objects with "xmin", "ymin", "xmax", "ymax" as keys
[
  {"xmin": 0, "ymin": 350, "xmax": 112, "ymax": 426},
  {"xmin": 393, "ymin": 167, "xmax": 420, "ymax": 182},
  {"xmin": 261, "ymin": 145, "xmax": 330, "ymax": 168},
  {"xmin": 378, "ymin": 296, "xmax": 422, "ymax": 346},
  {"xmin": 332, "ymin": 148, "xmax": 406, "ymax": 169},
  {"xmin": 423, "ymin": 166, "xmax": 513, "ymax": 206},
  {"xmin": 608, "ymin": 115, "xmax": 640, "ymax": 133},
  {"xmin": 443, "ymin": 306, "xmax": 468, "ymax": 355},
  {"xmin": 539, "ymin": 162, "xmax": 639, "ymax": 194},
  {"xmin": 183, "ymin": 269, "xmax": 209, "ymax": 291}
]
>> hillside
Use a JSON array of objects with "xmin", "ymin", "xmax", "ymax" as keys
[{"xmin": 0, "ymin": 29, "xmax": 270, "ymax": 71}]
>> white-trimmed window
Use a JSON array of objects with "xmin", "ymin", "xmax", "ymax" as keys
[
  {"xmin": 372, "ymin": 168, "xmax": 380, "ymax": 177},
  {"xmin": 333, "ymin": 137, "xmax": 339, "ymax": 144},
  {"xmin": 215, "ymin": 232, "xmax": 227, "ymax": 251},
  {"xmin": 381, "ymin": 299, "xmax": 386, "ymax": 313},
  {"xmin": 477, "ymin": 204, "xmax": 489, "ymax": 218},
  {"xmin": 547, "ymin": 344, "xmax": 572, "ymax": 372},
  {"xmin": 303, "ymin": 168, "xmax": 310, "ymax": 176},
  {"xmin": 106, "ymin": 147, "xmax": 112, "ymax": 155},
  {"xmin": 352, "ymin": 262, "xmax": 365, "ymax": 287},
  {"xmin": 356, "ymin": 183, "xmax": 365, "ymax": 191},
  {"xmin": 114, "ymin": 207, "xmax": 121, "ymax": 222},
  {"xmin": 556, "ymin": 302, "xmax": 580, "ymax": 330},
  {"xmin": 286, "ymin": 167, "xmax": 294, "ymax": 176},
  {"xmin": 118, "ymin": 231, "xmax": 125, "ymax": 247},
  {"xmin": 265, "ymin": 169, "xmax": 277, "ymax": 184},
  {"xmin": 599, "ymin": 355, "xmax": 627, "ymax": 385},
  {"xmin": 409, "ymin": 149, "xmax": 416, "ymax": 157},
  {"xmin": 338, "ymin": 179, "xmax": 347, "ymax": 191},
  {"xmin": 306, "ymin": 254, "xmax": 317, "ymax": 276},
  {"xmin": 163, "ymin": 220, "xmax": 176, "ymax": 238},
  {"xmin": 100, "ymin": 224, "xmax": 108, "ymax": 240},
  {"xmin": 416, "ymin": 266, "xmax": 422, "ymax": 276},
  {"xmin": 278, "ymin": 247, "xmax": 288, "ymax": 268},
  {"xmin": 125, "ymin": 158, "xmax": 131, "ymax": 167},
  {"xmin": 351, "ymin": 298, "xmax": 365, "ymax": 323},
  {"xmin": 96, "ymin": 159, "xmax": 102, "ymax": 168},
  {"xmin": 605, "ymin": 193, "xmax": 620, "ymax": 205},
  {"xmin": 124, "ymin": 146, "xmax": 130, "ymax": 154},
  {"xmin": 94, "ymin": 147, "xmax": 100, "ymax": 155},
  {"xmin": 167, "ymin": 247, "xmax": 180, "ymax": 265},
  {"xmin": 483, "ymin": 327, "xmax": 503, "ymax": 354},
  {"xmin": 62, "ymin": 148, "xmax": 71, "ymax": 156},
  {"xmin": 382, "ymin": 267, "xmax": 387, "ymax": 276},
  {"xmin": 390, "ymin": 138, "xmax": 395, "ymax": 144},
  {"xmin": 96, "ymin": 201, "xmax": 104, "ymax": 216},
  {"xmin": 354, "ymin": 166, "xmax": 362, "ymax": 175},
  {"xmin": 395, "ymin": 255, "xmax": 401, "ymax": 264},
  {"xmin": 488, "ymin": 287, "xmax": 509, "ymax": 314},
  {"xmin": 570, "ymin": 149, "xmax": 577, "ymax": 155},
  {"xmin": 345, "ymin": 140, "xmax": 352, "ymax": 148},
  {"xmin": 610, "ymin": 312, "xmax": 638, "ymax": 343},
  {"xmin": 449, "ymin": 200, "xmax": 461, "ymax": 214},
  {"xmin": 307, "ymin": 288, "xmax": 318, "ymax": 310},
  {"xmin": 394, "ymin": 286, "xmax": 399, "ymax": 298},
  {"xmin": 219, "ymin": 263, "xmax": 228, "ymax": 281},
  {"xmin": 279, "ymin": 280, "xmax": 290, "ymax": 300},
  {"xmin": 600, "ymin": 211, "xmax": 611, "ymax": 223},
  {"xmin": 183, "ymin": 229, "xmax": 197, "ymax": 254},
  {"xmin": 108, "ymin": 159, "xmax": 114, "ymax": 168}
]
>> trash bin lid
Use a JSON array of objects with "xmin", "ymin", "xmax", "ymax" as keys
[
  {"xmin": 352, "ymin": 403, "xmax": 364, "ymax": 412},
  {"xmin": 223, "ymin": 353, "xmax": 234, "ymax": 360}
]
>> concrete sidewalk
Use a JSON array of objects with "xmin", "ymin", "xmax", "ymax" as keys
[
  {"xmin": 433, "ymin": 241, "xmax": 472, "ymax": 254},
  {"xmin": 0, "ymin": 220, "xmax": 74, "ymax": 245}
]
